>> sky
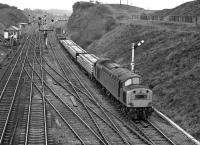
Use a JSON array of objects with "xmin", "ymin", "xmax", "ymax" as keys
[{"xmin": 0, "ymin": 0, "xmax": 193, "ymax": 11}]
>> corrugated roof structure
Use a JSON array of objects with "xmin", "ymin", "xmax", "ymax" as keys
[{"xmin": 4, "ymin": 26, "xmax": 20, "ymax": 32}]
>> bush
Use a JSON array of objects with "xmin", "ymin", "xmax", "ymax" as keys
[
  {"xmin": 73, "ymin": 2, "xmax": 94, "ymax": 11},
  {"xmin": 105, "ymin": 17, "xmax": 116, "ymax": 31},
  {"xmin": 0, "ymin": 4, "xmax": 10, "ymax": 9}
]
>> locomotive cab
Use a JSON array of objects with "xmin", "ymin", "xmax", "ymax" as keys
[
  {"xmin": 121, "ymin": 76, "xmax": 152, "ymax": 108},
  {"xmin": 120, "ymin": 76, "xmax": 153, "ymax": 119}
]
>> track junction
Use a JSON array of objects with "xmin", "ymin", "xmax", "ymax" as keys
[{"xmin": 0, "ymin": 25, "xmax": 199, "ymax": 145}]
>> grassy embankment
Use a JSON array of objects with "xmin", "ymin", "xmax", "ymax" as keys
[{"xmin": 67, "ymin": 1, "xmax": 200, "ymax": 139}]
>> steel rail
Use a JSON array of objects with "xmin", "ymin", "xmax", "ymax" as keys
[
  {"xmin": 23, "ymin": 65, "xmax": 94, "ymax": 145},
  {"xmin": 102, "ymin": 106, "xmax": 155, "ymax": 145},
  {"xmin": 42, "ymin": 55, "xmax": 153, "ymax": 145},
  {"xmin": 40, "ymin": 52, "xmax": 115, "ymax": 144},
  {"xmin": 23, "ymin": 67, "xmax": 86, "ymax": 145},
  {"xmin": 0, "ymin": 35, "xmax": 30, "ymax": 100},
  {"xmin": 24, "ymin": 33, "xmax": 36, "ymax": 145},
  {"xmin": 37, "ymin": 60, "xmax": 111, "ymax": 144},
  {"xmin": 38, "ymin": 32, "xmax": 48, "ymax": 145},
  {"xmin": 0, "ymin": 41, "xmax": 22, "ymax": 85},
  {"xmin": 36, "ymin": 56, "xmax": 136, "ymax": 145},
  {"xmin": 48, "ymin": 39, "xmax": 131, "ymax": 145},
  {"xmin": 154, "ymin": 107, "xmax": 200, "ymax": 145},
  {"xmin": 24, "ymin": 55, "xmax": 107, "ymax": 145},
  {"xmin": 0, "ymin": 34, "xmax": 31, "ymax": 144},
  {"xmin": 7, "ymin": 78, "xmax": 27, "ymax": 145},
  {"xmin": 146, "ymin": 119, "xmax": 176, "ymax": 145},
  {"xmin": 49, "ymin": 38, "xmax": 129, "ymax": 134},
  {"xmin": 48, "ymin": 34, "xmax": 158, "ymax": 145}
]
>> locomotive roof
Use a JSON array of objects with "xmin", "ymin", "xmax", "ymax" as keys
[
  {"xmin": 112, "ymin": 67, "xmax": 141, "ymax": 82},
  {"xmin": 97, "ymin": 58, "xmax": 141, "ymax": 82},
  {"xmin": 97, "ymin": 59, "xmax": 120, "ymax": 70},
  {"xmin": 124, "ymin": 84, "xmax": 149, "ymax": 91}
]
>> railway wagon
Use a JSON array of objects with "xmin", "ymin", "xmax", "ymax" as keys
[
  {"xmin": 94, "ymin": 58, "xmax": 152, "ymax": 118},
  {"xmin": 59, "ymin": 38, "xmax": 153, "ymax": 119},
  {"xmin": 60, "ymin": 40, "xmax": 86, "ymax": 60},
  {"xmin": 77, "ymin": 54, "xmax": 99, "ymax": 79}
]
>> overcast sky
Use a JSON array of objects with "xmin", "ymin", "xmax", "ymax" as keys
[{"xmin": 0, "ymin": 0, "xmax": 193, "ymax": 10}]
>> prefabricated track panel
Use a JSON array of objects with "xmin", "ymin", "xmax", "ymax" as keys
[
  {"xmin": 60, "ymin": 40, "xmax": 86, "ymax": 59},
  {"xmin": 77, "ymin": 54, "xmax": 99, "ymax": 76}
]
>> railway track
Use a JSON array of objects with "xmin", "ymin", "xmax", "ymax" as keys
[
  {"xmin": 40, "ymin": 58, "xmax": 134, "ymax": 145},
  {"xmin": 24, "ymin": 51, "xmax": 105, "ymax": 145},
  {"xmin": 42, "ymin": 33, "xmax": 157, "ymax": 145},
  {"xmin": 0, "ymin": 29, "xmax": 54, "ymax": 145},
  {"xmin": 0, "ymin": 26, "xmax": 197, "ymax": 145},
  {"xmin": 133, "ymin": 120, "xmax": 175, "ymax": 145},
  {"xmin": 149, "ymin": 112, "xmax": 198, "ymax": 145},
  {"xmin": 23, "ymin": 33, "xmax": 106, "ymax": 145},
  {"xmin": 47, "ymin": 45, "xmax": 132, "ymax": 144},
  {"xmin": 91, "ymin": 86, "xmax": 180, "ymax": 145},
  {"xmin": 0, "ymin": 33, "xmax": 31, "ymax": 144},
  {"xmin": 48, "ymin": 33, "xmax": 188, "ymax": 145},
  {"xmin": 24, "ymin": 33, "xmax": 48, "ymax": 145},
  {"xmin": 17, "ymin": 32, "xmax": 55, "ymax": 145}
]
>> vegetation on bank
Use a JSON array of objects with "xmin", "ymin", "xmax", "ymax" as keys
[{"xmin": 67, "ymin": 1, "xmax": 200, "ymax": 139}]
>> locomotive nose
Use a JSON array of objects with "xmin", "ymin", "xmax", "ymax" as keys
[
  {"xmin": 126, "ymin": 88, "xmax": 152, "ymax": 108},
  {"xmin": 132, "ymin": 89, "xmax": 149, "ymax": 99}
]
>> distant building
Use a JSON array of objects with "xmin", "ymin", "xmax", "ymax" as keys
[
  {"xmin": 18, "ymin": 23, "xmax": 28, "ymax": 29},
  {"xmin": 4, "ymin": 26, "xmax": 20, "ymax": 45}
]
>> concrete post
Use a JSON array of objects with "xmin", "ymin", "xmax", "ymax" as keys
[{"xmin": 131, "ymin": 43, "xmax": 135, "ymax": 72}]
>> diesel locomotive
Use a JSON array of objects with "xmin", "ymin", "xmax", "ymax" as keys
[{"xmin": 60, "ymin": 39, "xmax": 153, "ymax": 119}]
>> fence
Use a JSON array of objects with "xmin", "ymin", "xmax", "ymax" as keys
[
  {"xmin": 168, "ymin": 15, "xmax": 198, "ymax": 24},
  {"xmin": 131, "ymin": 14, "xmax": 200, "ymax": 25}
]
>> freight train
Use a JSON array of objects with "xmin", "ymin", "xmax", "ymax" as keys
[{"xmin": 59, "ymin": 38, "xmax": 153, "ymax": 119}]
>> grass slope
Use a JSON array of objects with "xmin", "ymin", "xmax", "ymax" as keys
[
  {"xmin": 87, "ymin": 24, "xmax": 200, "ymax": 139},
  {"xmin": 67, "ymin": 2, "xmax": 149, "ymax": 48},
  {"xmin": 0, "ymin": 4, "xmax": 27, "ymax": 27},
  {"xmin": 0, "ymin": 3, "xmax": 28, "ymax": 35},
  {"xmin": 68, "ymin": 2, "xmax": 116, "ymax": 48},
  {"xmin": 68, "ymin": 1, "xmax": 200, "ymax": 140},
  {"xmin": 155, "ymin": 1, "xmax": 200, "ymax": 16}
]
